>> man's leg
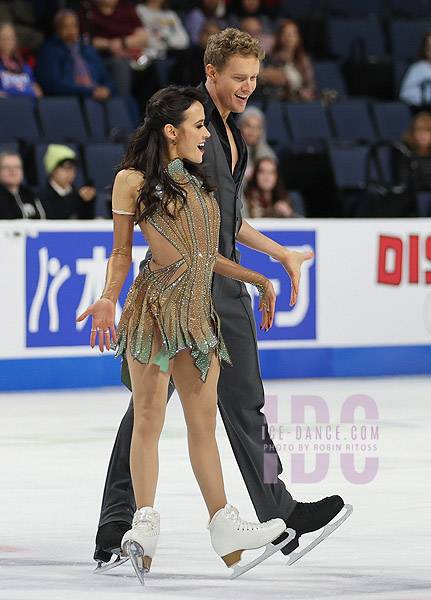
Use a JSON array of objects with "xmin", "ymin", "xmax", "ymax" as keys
[
  {"xmin": 214, "ymin": 277, "xmax": 346, "ymax": 555},
  {"xmin": 214, "ymin": 276, "xmax": 296, "ymax": 524},
  {"xmin": 98, "ymin": 399, "xmax": 135, "ymax": 529}
]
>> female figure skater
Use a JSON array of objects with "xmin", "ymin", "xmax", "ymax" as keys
[{"xmin": 77, "ymin": 86, "xmax": 292, "ymax": 584}]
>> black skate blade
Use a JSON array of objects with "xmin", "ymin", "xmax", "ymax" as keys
[
  {"xmin": 93, "ymin": 553, "xmax": 130, "ymax": 574},
  {"xmin": 124, "ymin": 540, "xmax": 148, "ymax": 586},
  {"xmin": 229, "ymin": 527, "xmax": 296, "ymax": 580},
  {"xmin": 286, "ymin": 503, "xmax": 353, "ymax": 566}
]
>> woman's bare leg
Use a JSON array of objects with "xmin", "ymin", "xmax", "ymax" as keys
[
  {"xmin": 172, "ymin": 351, "xmax": 227, "ymax": 519},
  {"xmin": 126, "ymin": 332, "xmax": 173, "ymax": 509}
]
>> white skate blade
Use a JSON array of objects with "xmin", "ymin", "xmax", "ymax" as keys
[
  {"xmin": 124, "ymin": 540, "xmax": 148, "ymax": 586},
  {"xmin": 93, "ymin": 553, "xmax": 130, "ymax": 574},
  {"xmin": 229, "ymin": 527, "xmax": 296, "ymax": 580},
  {"xmin": 286, "ymin": 503, "xmax": 353, "ymax": 566}
]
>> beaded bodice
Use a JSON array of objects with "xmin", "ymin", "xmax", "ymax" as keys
[{"xmin": 114, "ymin": 158, "xmax": 231, "ymax": 382}]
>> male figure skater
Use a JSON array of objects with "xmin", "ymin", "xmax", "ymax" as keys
[{"xmin": 94, "ymin": 28, "xmax": 350, "ymax": 569}]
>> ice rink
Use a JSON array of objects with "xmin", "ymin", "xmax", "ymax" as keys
[{"xmin": 1, "ymin": 376, "xmax": 430, "ymax": 600}]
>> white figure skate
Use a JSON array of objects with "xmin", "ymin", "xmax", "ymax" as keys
[
  {"xmin": 121, "ymin": 506, "xmax": 160, "ymax": 586},
  {"xmin": 208, "ymin": 503, "xmax": 295, "ymax": 579}
]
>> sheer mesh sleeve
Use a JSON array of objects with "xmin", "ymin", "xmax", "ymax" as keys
[
  {"xmin": 101, "ymin": 213, "xmax": 134, "ymax": 303},
  {"xmin": 213, "ymin": 253, "xmax": 268, "ymax": 300}
]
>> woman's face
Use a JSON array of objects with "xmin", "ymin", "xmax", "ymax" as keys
[
  {"xmin": 241, "ymin": 114, "xmax": 263, "ymax": 147},
  {"xmin": 413, "ymin": 123, "xmax": 431, "ymax": 151},
  {"xmin": 0, "ymin": 154, "xmax": 23, "ymax": 188},
  {"xmin": 256, "ymin": 159, "xmax": 277, "ymax": 192},
  {"xmin": 280, "ymin": 23, "xmax": 300, "ymax": 52},
  {"xmin": 242, "ymin": 0, "xmax": 260, "ymax": 15},
  {"xmin": 174, "ymin": 101, "xmax": 211, "ymax": 164},
  {"xmin": 0, "ymin": 24, "xmax": 17, "ymax": 57}
]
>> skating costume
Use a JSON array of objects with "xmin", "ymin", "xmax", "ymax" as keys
[{"xmin": 113, "ymin": 158, "xmax": 236, "ymax": 382}]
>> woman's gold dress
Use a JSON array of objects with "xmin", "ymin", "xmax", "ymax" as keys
[{"xmin": 114, "ymin": 158, "xmax": 231, "ymax": 382}]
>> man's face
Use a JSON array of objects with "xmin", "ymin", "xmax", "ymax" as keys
[
  {"xmin": 0, "ymin": 155, "xmax": 24, "ymax": 188},
  {"xmin": 209, "ymin": 54, "xmax": 260, "ymax": 114},
  {"xmin": 57, "ymin": 14, "xmax": 79, "ymax": 45}
]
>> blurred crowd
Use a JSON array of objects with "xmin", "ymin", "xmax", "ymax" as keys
[{"xmin": 1, "ymin": 0, "xmax": 431, "ymax": 220}]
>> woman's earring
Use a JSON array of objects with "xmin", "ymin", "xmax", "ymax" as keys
[{"xmin": 172, "ymin": 140, "xmax": 176, "ymax": 146}]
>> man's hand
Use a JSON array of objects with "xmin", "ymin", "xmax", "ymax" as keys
[{"xmin": 279, "ymin": 248, "xmax": 314, "ymax": 306}]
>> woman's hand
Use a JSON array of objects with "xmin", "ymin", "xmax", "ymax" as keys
[
  {"xmin": 76, "ymin": 298, "xmax": 116, "ymax": 352},
  {"xmin": 279, "ymin": 248, "xmax": 314, "ymax": 306},
  {"xmin": 259, "ymin": 279, "xmax": 276, "ymax": 332}
]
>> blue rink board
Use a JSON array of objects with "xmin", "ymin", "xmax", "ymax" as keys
[{"xmin": 1, "ymin": 345, "xmax": 431, "ymax": 391}]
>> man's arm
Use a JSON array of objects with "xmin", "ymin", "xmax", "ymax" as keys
[{"xmin": 236, "ymin": 219, "xmax": 314, "ymax": 307}]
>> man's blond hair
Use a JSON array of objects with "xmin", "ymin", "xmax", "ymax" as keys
[{"xmin": 204, "ymin": 28, "xmax": 265, "ymax": 71}]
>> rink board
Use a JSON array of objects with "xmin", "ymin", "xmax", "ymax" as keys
[{"xmin": 0, "ymin": 219, "xmax": 430, "ymax": 390}]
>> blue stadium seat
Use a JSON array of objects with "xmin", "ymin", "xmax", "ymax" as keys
[
  {"xmin": 0, "ymin": 141, "xmax": 19, "ymax": 154},
  {"xmin": 390, "ymin": 20, "xmax": 431, "ymax": 62},
  {"xmin": 0, "ymin": 97, "xmax": 40, "ymax": 143},
  {"xmin": 264, "ymin": 100, "xmax": 291, "ymax": 157},
  {"xmin": 281, "ymin": 0, "xmax": 325, "ymax": 19},
  {"xmin": 328, "ymin": 145, "xmax": 369, "ymax": 215},
  {"xmin": 285, "ymin": 102, "xmax": 333, "ymax": 150},
  {"xmin": 33, "ymin": 143, "xmax": 85, "ymax": 188},
  {"xmin": 389, "ymin": 0, "xmax": 431, "ymax": 18},
  {"xmin": 328, "ymin": 145, "xmax": 368, "ymax": 188},
  {"xmin": 313, "ymin": 61, "xmax": 348, "ymax": 98},
  {"xmin": 328, "ymin": 18, "xmax": 386, "ymax": 61},
  {"xmin": 288, "ymin": 190, "xmax": 306, "ymax": 216},
  {"xmin": 84, "ymin": 143, "xmax": 125, "ymax": 217},
  {"xmin": 371, "ymin": 101, "xmax": 412, "ymax": 140},
  {"xmin": 328, "ymin": 0, "xmax": 385, "ymax": 17},
  {"xmin": 37, "ymin": 97, "xmax": 88, "ymax": 143},
  {"xmin": 83, "ymin": 98, "xmax": 108, "ymax": 142},
  {"xmin": 330, "ymin": 101, "xmax": 376, "ymax": 143},
  {"xmin": 105, "ymin": 97, "xmax": 134, "ymax": 139}
]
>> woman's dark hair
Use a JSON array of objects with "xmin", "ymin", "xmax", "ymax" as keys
[
  {"xmin": 118, "ymin": 85, "xmax": 214, "ymax": 222},
  {"xmin": 247, "ymin": 156, "xmax": 288, "ymax": 203},
  {"xmin": 272, "ymin": 19, "xmax": 306, "ymax": 66}
]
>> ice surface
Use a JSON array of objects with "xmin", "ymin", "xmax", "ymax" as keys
[{"xmin": 1, "ymin": 376, "xmax": 430, "ymax": 599}]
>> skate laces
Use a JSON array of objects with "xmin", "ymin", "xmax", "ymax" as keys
[
  {"xmin": 132, "ymin": 508, "xmax": 160, "ymax": 534},
  {"xmin": 224, "ymin": 505, "xmax": 270, "ymax": 532}
]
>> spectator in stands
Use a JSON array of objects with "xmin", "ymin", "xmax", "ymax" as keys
[
  {"xmin": 35, "ymin": 10, "xmax": 113, "ymax": 101},
  {"xmin": 244, "ymin": 156, "xmax": 298, "ymax": 217},
  {"xmin": 0, "ymin": 22, "xmax": 43, "ymax": 99},
  {"xmin": 237, "ymin": 106, "xmax": 277, "ymax": 182},
  {"xmin": 185, "ymin": 0, "xmax": 227, "ymax": 45},
  {"xmin": 238, "ymin": 16, "xmax": 274, "ymax": 54},
  {"xmin": 182, "ymin": 21, "xmax": 221, "ymax": 86},
  {"xmin": 259, "ymin": 19, "xmax": 316, "ymax": 101},
  {"xmin": 401, "ymin": 112, "xmax": 431, "ymax": 190},
  {"xmin": 78, "ymin": 0, "xmax": 149, "ymax": 96},
  {"xmin": 228, "ymin": 0, "xmax": 275, "ymax": 34},
  {"xmin": 39, "ymin": 144, "xmax": 96, "ymax": 219},
  {"xmin": 136, "ymin": 0, "xmax": 189, "ymax": 59},
  {"xmin": 0, "ymin": 151, "xmax": 45, "ymax": 219},
  {"xmin": 400, "ymin": 31, "xmax": 431, "ymax": 109}
]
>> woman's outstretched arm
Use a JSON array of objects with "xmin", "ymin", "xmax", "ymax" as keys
[
  {"xmin": 214, "ymin": 253, "xmax": 276, "ymax": 331},
  {"xmin": 76, "ymin": 171, "xmax": 137, "ymax": 350}
]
